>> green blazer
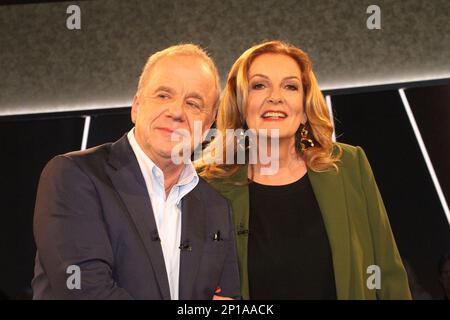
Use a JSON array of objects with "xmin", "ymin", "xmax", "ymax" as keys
[{"xmin": 204, "ymin": 143, "xmax": 412, "ymax": 300}]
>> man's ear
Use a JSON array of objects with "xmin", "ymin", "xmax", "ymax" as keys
[{"xmin": 131, "ymin": 95, "xmax": 139, "ymax": 124}]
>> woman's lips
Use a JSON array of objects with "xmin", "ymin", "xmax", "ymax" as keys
[
  {"xmin": 261, "ymin": 110, "xmax": 288, "ymax": 121},
  {"xmin": 261, "ymin": 117, "xmax": 286, "ymax": 122}
]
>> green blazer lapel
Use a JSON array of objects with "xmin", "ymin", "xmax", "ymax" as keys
[
  {"xmin": 209, "ymin": 165, "xmax": 250, "ymax": 299},
  {"xmin": 209, "ymin": 164, "xmax": 352, "ymax": 300},
  {"xmin": 308, "ymin": 169, "xmax": 352, "ymax": 299}
]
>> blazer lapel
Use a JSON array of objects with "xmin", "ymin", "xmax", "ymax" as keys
[
  {"xmin": 208, "ymin": 164, "xmax": 352, "ymax": 299},
  {"xmin": 106, "ymin": 135, "xmax": 171, "ymax": 300},
  {"xmin": 178, "ymin": 188, "xmax": 205, "ymax": 300},
  {"xmin": 210, "ymin": 166, "xmax": 250, "ymax": 299},
  {"xmin": 308, "ymin": 169, "xmax": 352, "ymax": 299}
]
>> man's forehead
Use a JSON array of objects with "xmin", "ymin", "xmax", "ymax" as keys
[
  {"xmin": 153, "ymin": 54, "xmax": 212, "ymax": 76},
  {"xmin": 147, "ymin": 58, "xmax": 215, "ymax": 92},
  {"xmin": 153, "ymin": 85, "xmax": 205, "ymax": 101},
  {"xmin": 147, "ymin": 73, "xmax": 213, "ymax": 95}
]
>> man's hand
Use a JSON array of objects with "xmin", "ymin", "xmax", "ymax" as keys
[{"xmin": 212, "ymin": 287, "xmax": 234, "ymax": 300}]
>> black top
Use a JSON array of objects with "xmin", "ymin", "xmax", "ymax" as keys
[{"xmin": 248, "ymin": 174, "xmax": 337, "ymax": 299}]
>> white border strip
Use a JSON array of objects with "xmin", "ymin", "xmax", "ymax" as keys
[
  {"xmin": 325, "ymin": 95, "xmax": 336, "ymax": 142},
  {"xmin": 399, "ymin": 89, "xmax": 450, "ymax": 226},
  {"xmin": 80, "ymin": 115, "xmax": 91, "ymax": 151}
]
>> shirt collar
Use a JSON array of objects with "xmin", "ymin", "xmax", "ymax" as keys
[{"xmin": 127, "ymin": 128, "xmax": 199, "ymax": 199}]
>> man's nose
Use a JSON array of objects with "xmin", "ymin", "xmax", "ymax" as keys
[{"xmin": 167, "ymin": 100, "xmax": 185, "ymax": 121}]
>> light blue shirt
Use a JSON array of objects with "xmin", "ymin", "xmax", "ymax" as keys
[{"xmin": 127, "ymin": 128, "xmax": 199, "ymax": 300}]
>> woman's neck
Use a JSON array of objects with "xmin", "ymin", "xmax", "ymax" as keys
[{"xmin": 249, "ymin": 136, "xmax": 307, "ymax": 185}]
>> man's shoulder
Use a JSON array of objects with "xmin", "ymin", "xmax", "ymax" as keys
[
  {"xmin": 63, "ymin": 142, "xmax": 114, "ymax": 164},
  {"xmin": 42, "ymin": 141, "xmax": 118, "ymax": 180}
]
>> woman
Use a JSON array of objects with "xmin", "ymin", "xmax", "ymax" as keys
[{"xmin": 196, "ymin": 40, "xmax": 411, "ymax": 299}]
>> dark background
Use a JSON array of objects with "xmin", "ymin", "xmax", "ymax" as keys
[
  {"xmin": 1, "ymin": 0, "xmax": 449, "ymax": 116},
  {"xmin": 0, "ymin": 0, "xmax": 449, "ymax": 299}
]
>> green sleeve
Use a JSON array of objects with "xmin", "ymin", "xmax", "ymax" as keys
[{"xmin": 357, "ymin": 146, "xmax": 412, "ymax": 300}]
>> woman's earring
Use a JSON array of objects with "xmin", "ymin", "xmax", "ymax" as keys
[{"xmin": 296, "ymin": 123, "xmax": 315, "ymax": 152}]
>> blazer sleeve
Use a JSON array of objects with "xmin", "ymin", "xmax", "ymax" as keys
[
  {"xmin": 356, "ymin": 147, "xmax": 412, "ymax": 300},
  {"xmin": 33, "ymin": 155, "xmax": 133, "ymax": 299},
  {"xmin": 216, "ymin": 201, "xmax": 241, "ymax": 299}
]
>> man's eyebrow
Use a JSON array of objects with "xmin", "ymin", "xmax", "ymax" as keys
[{"xmin": 153, "ymin": 86, "xmax": 175, "ymax": 94}]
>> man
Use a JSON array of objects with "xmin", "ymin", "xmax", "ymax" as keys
[{"xmin": 32, "ymin": 44, "xmax": 240, "ymax": 300}]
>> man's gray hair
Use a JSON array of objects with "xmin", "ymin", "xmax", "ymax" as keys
[{"xmin": 137, "ymin": 43, "xmax": 221, "ymax": 115}]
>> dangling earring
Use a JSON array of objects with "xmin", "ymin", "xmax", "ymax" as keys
[
  {"xmin": 295, "ymin": 123, "xmax": 315, "ymax": 152},
  {"xmin": 241, "ymin": 122, "xmax": 249, "ymax": 149}
]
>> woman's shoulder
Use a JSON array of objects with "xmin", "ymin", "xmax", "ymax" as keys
[
  {"xmin": 333, "ymin": 142, "xmax": 367, "ymax": 167},
  {"xmin": 334, "ymin": 141, "xmax": 360, "ymax": 156},
  {"xmin": 199, "ymin": 165, "xmax": 248, "ymax": 195},
  {"xmin": 326, "ymin": 142, "xmax": 374, "ymax": 181}
]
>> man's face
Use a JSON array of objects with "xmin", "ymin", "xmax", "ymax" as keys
[{"xmin": 131, "ymin": 55, "xmax": 217, "ymax": 164}]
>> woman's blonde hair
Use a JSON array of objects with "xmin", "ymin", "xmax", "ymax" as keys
[{"xmin": 196, "ymin": 40, "xmax": 341, "ymax": 179}]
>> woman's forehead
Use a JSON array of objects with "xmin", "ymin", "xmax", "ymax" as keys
[{"xmin": 248, "ymin": 53, "xmax": 301, "ymax": 77}]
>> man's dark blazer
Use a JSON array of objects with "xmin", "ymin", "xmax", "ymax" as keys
[{"xmin": 32, "ymin": 134, "xmax": 240, "ymax": 299}]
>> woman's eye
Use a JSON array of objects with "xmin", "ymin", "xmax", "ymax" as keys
[
  {"xmin": 252, "ymin": 83, "xmax": 266, "ymax": 90},
  {"xmin": 285, "ymin": 84, "xmax": 298, "ymax": 91}
]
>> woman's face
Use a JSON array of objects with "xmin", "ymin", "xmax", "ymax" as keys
[{"xmin": 245, "ymin": 53, "xmax": 306, "ymax": 139}]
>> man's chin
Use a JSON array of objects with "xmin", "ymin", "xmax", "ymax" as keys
[
  {"xmin": 155, "ymin": 149, "xmax": 176, "ymax": 161},
  {"xmin": 155, "ymin": 147, "xmax": 186, "ymax": 163}
]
